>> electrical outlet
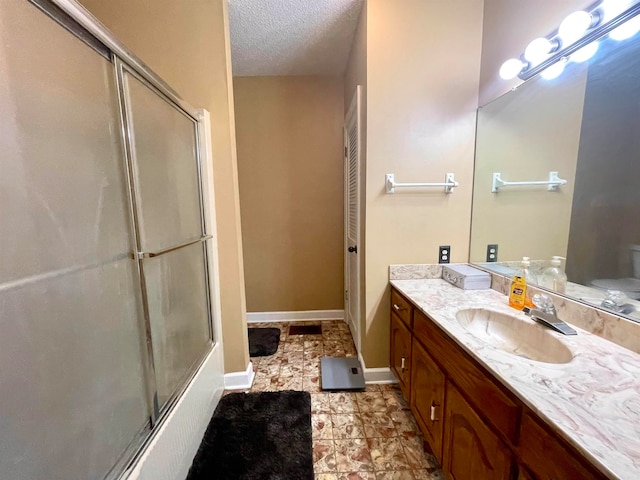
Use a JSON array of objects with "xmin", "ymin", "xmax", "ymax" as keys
[
  {"xmin": 486, "ymin": 244, "xmax": 498, "ymax": 262},
  {"xmin": 439, "ymin": 245, "xmax": 451, "ymax": 264}
]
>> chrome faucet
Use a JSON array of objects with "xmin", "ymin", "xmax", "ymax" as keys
[{"xmin": 524, "ymin": 294, "xmax": 577, "ymax": 335}]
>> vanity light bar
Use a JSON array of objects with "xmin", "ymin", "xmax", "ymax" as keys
[{"xmin": 499, "ymin": 0, "xmax": 640, "ymax": 81}]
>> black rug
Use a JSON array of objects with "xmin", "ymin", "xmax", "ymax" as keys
[
  {"xmin": 187, "ymin": 391, "xmax": 313, "ymax": 480},
  {"xmin": 248, "ymin": 328, "xmax": 280, "ymax": 357}
]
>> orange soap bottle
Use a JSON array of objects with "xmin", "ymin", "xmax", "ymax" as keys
[{"xmin": 509, "ymin": 257, "xmax": 538, "ymax": 310}]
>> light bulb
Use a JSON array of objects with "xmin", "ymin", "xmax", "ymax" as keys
[
  {"xmin": 540, "ymin": 58, "xmax": 567, "ymax": 80},
  {"xmin": 610, "ymin": 14, "xmax": 640, "ymax": 40},
  {"xmin": 524, "ymin": 37, "xmax": 554, "ymax": 65},
  {"xmin": 499, "ymin": 58, "xmax": 525, "ymax": 79},
  {"xmin": 558, "ymin": 11, "xmax": 593, "ymax": 46},
  {"xmin": 601, "ymin": 0, "xmax": 631, "ymax": 23},
  {"xmin": 571, "ymin": 42, "xmax": 599, "ymax": 62}
]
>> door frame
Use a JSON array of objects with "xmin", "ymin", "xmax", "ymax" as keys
[{"xmin": 344, "ymin": 85, "xmax": 362, "ymax": 353}]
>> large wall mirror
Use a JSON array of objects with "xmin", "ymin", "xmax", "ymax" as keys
[{"xmin": 470, "ymin": 15, "xmax": 640, "ymax": 323}]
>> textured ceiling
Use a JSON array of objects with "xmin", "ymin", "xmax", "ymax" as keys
[{"xmin": 228, "ymin": 0, "xmax": 364, "ymax": 76}]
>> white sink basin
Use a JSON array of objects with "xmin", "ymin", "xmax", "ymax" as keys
[{"xmin": 455, "ymin": 308, "xmax": 574, "ymax": 364}]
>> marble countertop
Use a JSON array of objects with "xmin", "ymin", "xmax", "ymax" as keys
[{"xmin": 390, "ymin": 278, "xmax": 640, "ymax": 480}]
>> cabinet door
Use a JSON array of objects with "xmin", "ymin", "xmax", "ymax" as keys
[
  {"xmin": 411, "ymin": 339, "xmax": 446, "ymax": 462},
  {"xmin": 390, "ymin": 312, "xmax": 412, "ymax": 398},
  {"xmin": 519, "ymin": 413, "xmax": 604, "ymax": 480},
  {"xmin": 443, "ymin": 383, "xmax": 512, "ymax": 480}
]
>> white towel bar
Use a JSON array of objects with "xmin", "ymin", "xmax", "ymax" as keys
[
  {"xmin": 491, "ymin": 171, "xmax": 567, "ymax": 193},
  {"xmin": 385, "ymin": 173, "xmax": 458, "ymax": 194}
]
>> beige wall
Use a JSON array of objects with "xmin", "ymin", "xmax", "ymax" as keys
[
  {"xmin": 363, "ymin": 0, "xmax": 483, "ymax": 367},
  {"xmin": 343, "ymin": 3, "xmax": 368, "ymax": 349},
  {"xmin": 470, "ymin": 70, "xmax": 587, "ymax": 263},
  {"xmin": 79, "ymin": 0, "xmax": 249, "ymax": 373},
  {"xmin": 234, "ymin": 76, "xmax": 345, "ymax": 312},
  {"xmin": 479, "ymin": 0, "xmax": 593, "ymax": 106}
]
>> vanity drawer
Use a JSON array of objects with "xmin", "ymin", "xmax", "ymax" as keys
[
  {"xmin": 391, "ymin": 289, "xmax": 413, "ymax": 328},
  {"xmin": 519, "ymin": 413, "xmax": 605, "ymax": 480},
  {"xmin": 413, "ymin": 308, "xmax": 521, "ymax": 443}
]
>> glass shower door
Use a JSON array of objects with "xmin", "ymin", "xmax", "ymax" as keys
[
  {"xmin": 119, "ymin": 66, "xmax": 213, "ymax": 410},
  {"xmin": 0, "ymin": 1, "xmax": 151, "ymax": 479}
]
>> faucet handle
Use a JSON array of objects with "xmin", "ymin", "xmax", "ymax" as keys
[
  {"xmin": 602, "ymin": 290, "xmax": 627, "ymax": 311},
  {"xmin": 532, "ymin": 293, "xmax": 556, "ymax": 314}
]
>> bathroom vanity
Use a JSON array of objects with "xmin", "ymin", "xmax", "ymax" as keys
[{"xmin": 389, "ymin": 277, "xmax": 640, "ymax": 480}]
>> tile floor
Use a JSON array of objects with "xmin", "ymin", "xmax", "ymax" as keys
[{"xmin": 237, "ymin": 320, "xmax": 446, "ymax": 480}]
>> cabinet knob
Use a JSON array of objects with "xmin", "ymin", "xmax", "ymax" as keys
[
  {"xmin": 401, "ymin": 356, "xmax": 406, "ymax": 371},
  {"xmin": 393, "ymin": 303, "xmax": 404, "ymax": 312}
]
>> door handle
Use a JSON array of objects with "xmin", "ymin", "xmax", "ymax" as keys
[
  {"xmin": 348, "ymin": 246, "xmax": 358, "ymax": 253},
  {"xmin": 401, "ymin": 356, "xmax": 406, "ymax": 371}
]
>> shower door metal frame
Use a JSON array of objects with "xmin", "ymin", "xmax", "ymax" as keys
[{"xmin": 114, "ymin": 58, "xmax": 216, "ymax": 426}]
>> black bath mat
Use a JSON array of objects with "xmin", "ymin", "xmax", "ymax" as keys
[
  {"xmin": 288, "ymin": 324, "xmax": 322, "ymax": 335},
  {"xmin": 248, "ymin": 327, "xmax": 280, "ymax": 357},
  {"xmin": 186, "ymin": 391, "xmax": 313, "ymax": 480}
]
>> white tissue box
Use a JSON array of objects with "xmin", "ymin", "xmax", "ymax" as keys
[{"xmin": 443, "ymin": 264, "xmax": 491, "ymax": 290}]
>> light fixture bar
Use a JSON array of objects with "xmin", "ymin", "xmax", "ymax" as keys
[{"xmin": 519, "ymin": 2, "xmax": 640, "ymax": 80}]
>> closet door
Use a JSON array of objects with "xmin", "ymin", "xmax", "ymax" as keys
[
  {"xmin": 119, "ymin": 67, "xmax": 213, "ymax": 410},
  {"xmin": 0, "ymin": 1, "xmax": 150, "ymax": 479}
]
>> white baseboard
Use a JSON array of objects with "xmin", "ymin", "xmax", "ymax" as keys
[
  {"xmin": 246, "ymin": 309, "xmax": 344, "ymax": 323},
  {"xmin": 358, "ymin": 352, "xmax": 397, "ymax": 384},
  {"xmin": 224, "ymin": 361, "xmax": 255, "ymax": 390},
  {"xmin": 363, "ymin": 367, "xmax": 397, "ymax": 384},
  {"xmin": 125, "ymin": 343, "xmax": 224, "ymax": 480}
]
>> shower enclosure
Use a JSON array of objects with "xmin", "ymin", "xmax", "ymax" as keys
[{"xmin": 0, "ymin": 1, "xmax": 219, "ymax": 478}]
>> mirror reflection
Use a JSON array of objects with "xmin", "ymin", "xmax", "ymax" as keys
[{"xmin": 470, "ymin": 28, "xmax": 640, "ymax": 322}]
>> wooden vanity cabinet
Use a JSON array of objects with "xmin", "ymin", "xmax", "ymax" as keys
[
  {"xmin": 443, "ymin": 382, "xmax": 513, "ymax": 480},
  {"xmin": 390, "ymin": 311, "xmax": 412, "ymax": 398},
  {"xmin": 389, "ymin": 286, "xmax": 610, "ymax": 480},
  {"xmin": 410, "ymin": 338, "xmax": 445, "ymax": 461}
]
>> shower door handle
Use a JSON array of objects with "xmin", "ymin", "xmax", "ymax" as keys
[{"xmin": 134, "ymin": 235, "xmax": 212, "ymax": 259}]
